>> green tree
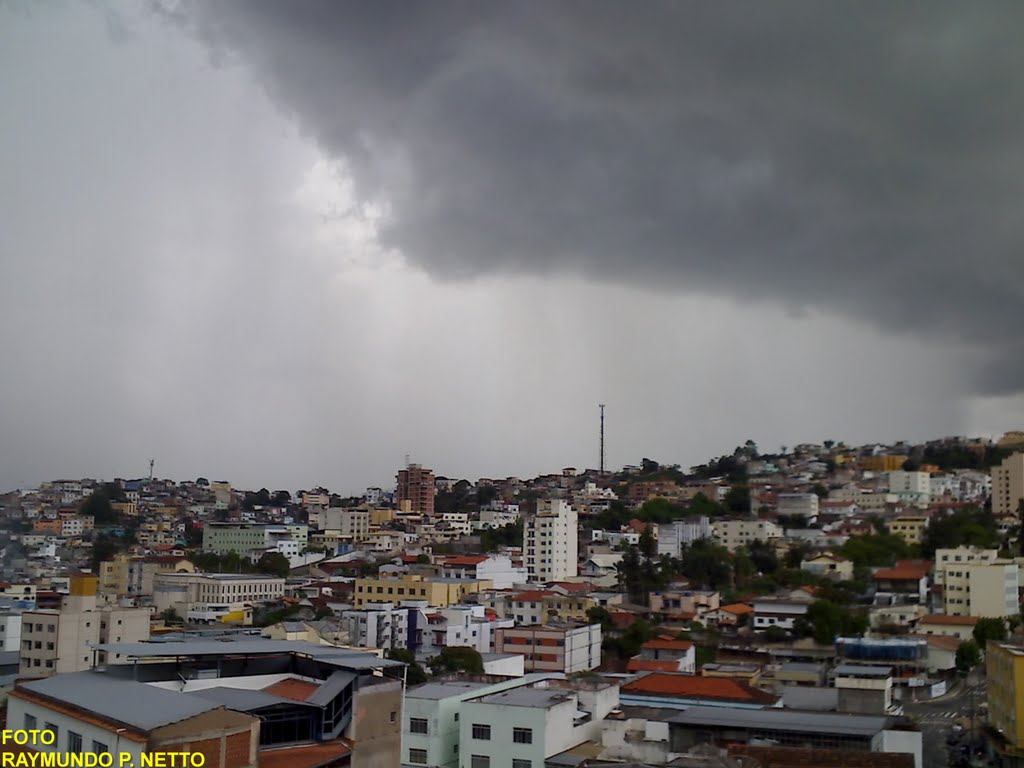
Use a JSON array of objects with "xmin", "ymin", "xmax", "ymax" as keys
[
  {"xmin": 480, "ymin": 520, "xmax": 523, "ymax": 552},
  {"xmin": 387, "ymin": 648, "xmax": 429, "ymax": 685},
  {"xmin": 415, "ymin": 554, "xmax": 432, "ymax": 565},
  {"xmin": 811, "ymin": 484, "xmax": 829, "ymax": 499},
  {"xmin": 840, "ymin": 533, "xmax": 910, "ymax": 567},
  {"xmin": 804, "ymin": 599, "xmax": 867, "ymax": 645},
  {"xmin": 746, "ymin": 539, "xmax": 779, "ymax": 574},
  {"xmin": 257, "ymin": 552, "xmax": 291, "ymax": 578},
  {"xmin": 90, "ymin": 533, "xmax": 121, "ymax": 573},
  {"xmin": 920, "ymin": 507, "xmax": 1000, "ymax": 559},
  {"xmin": 956, "ymin": 640, "xmax": 982, "ymax": 672},
  {"xmin": 81, "ymin": 490, "xmax": 115, "ymax": 524},
  {"xmin": 586, "ymin": 606, "xmax": 614, "ymax": 632},
  {"xmin": 973, "ymin": 617, "xmax": 1008, "ymax": 646},
  {"xmin": 638, "ymin": 526, "xmax": 658, "ymax": 559},
  {"xmin": 763, "ymin": 625, "xmax": 788, "ymax": 642},
  {"xmin": 724, "ymin": 485, "xmax": 751, "ymax": 513},
  {"xmin": 679, "ymin": 540, "xmax": 732, "ymax": 590},
  {"xmin": 160, "ymin": 608, "xmax": 183, "ymax": 624},
  {"xmin": 431, "ymin": 646, "xmax": 484, "ymax": 675}
]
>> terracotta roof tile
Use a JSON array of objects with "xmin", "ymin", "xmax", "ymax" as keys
[
  {"xmin": 263, "ymin": 678, "xmax": 319, "ymax": 702},
  {"xmin": 623, "ymin": 673, "xmax": 778, "ymax": 704},
  {"xmin": 627, "ymin": 659, "xmax": 683, "ymax": 672},
  {"xmin": 259, "ymin": 740, "xmax": 352, "ymax": 768},
  {"xmin": 512, "ymin": 590, "xmax": 557, "ymax": 602},
  {"xmin": 642, "ymin": 639, "xmax": 693, "ymax": 651}
]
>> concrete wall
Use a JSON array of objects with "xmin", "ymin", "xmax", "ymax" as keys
[{"xmin": 349, "ymin": 679, "xmax": 404, "ymax": 768}]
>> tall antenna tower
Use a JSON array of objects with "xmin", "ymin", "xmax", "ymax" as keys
[
  {"xmin": 599, "ymin": 404, "xmax": 606, "ymax": 475},
  {"xmin": 148, "ymin": 458, "xmax": 155, "ymax": 482}
]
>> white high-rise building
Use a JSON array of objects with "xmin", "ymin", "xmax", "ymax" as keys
[
  {"xmin": 524, "ymin": 499, "xmax": 578, "ymax": 582},
  {"xmin": 657, "ymin": 517, "xmax": 712, "ymax": 558}
]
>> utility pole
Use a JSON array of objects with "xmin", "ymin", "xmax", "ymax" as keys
[{"xmin": 599, "ymin": 404, "xmax": 606, "ymax": 475}]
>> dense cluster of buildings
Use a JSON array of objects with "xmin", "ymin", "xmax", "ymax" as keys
[{"xmin": 0, "ymin": 437, "xmax": 1023, "ymax": 766}]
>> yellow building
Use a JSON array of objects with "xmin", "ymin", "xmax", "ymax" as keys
[
  {"xmin": 992, "ymin": 452, "xmax": 1024, "ymax": 517},
  {"xmin": 110, "ymin": 501, "xmax": 139, "ymax": 517},
  {"xmin": 987, "ymin": 641, "xmax": 1024, "ymax": 760},
  {"xmin": 352, "ymin": 574, "xmax": 491, "ymax": 608},
  {"xmin": 889, "ymin": 515, "xmax": 928, "ymax": 545},
  {"xmin": 369, "ymin": 506, "xmax": 395, "ymax": 527},
  {"xmin": 861, "ymin": 455, "xmax": 908, "ymax": 472}
]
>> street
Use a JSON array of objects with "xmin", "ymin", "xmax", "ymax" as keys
[{"xmin": 904, "ymin": 674, "xmax": 988, "ymax": 768}]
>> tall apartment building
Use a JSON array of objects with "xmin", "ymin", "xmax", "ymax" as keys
[
  {"xmin": 942, "ymin": 560, "xmax": 1018, "ymax": 618},
  {"xmin": 397, "ymin": 464, "xmax": 436, "ymax": 515},
  {"xmin": 992, "ymin": 452, "xmax": 1024, "ymax": 517},
  {"xmin": 494, "ymin": 623, "xmax": 602, "ymax": 674},
  {"xmin": 99, "ymin": 553, "xmax": 195, "ymax": 600},
  {"xmin": 524, "ymin": 499, "xmax": 578, "ymax": 582},
  {"xmin": 657, "ymin": 517, "xmax": 712, "ymax": 558},
  {"xmin": 19, "ymin": 574, "xmax": 150, "ymax": 678}
]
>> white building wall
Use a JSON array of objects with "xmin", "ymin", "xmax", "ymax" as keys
[{"xmin": 525, "ymin": 500, "xmax": 578, "ymax": 582}]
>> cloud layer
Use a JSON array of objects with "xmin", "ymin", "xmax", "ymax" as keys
[{"xmin": 171, "ymin": 1, "xmax": 1024, "ymax": 395}]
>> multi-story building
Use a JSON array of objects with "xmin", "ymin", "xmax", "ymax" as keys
[
  {"xmin": 6, "ymin": 638, "xmax": 404, "ymax": 768},
  {"xmin": 648, "ymin": 588, "xmax": 720, "ymax": 619},
  {"xmin": 751, "ymin": 599, "xmax": 808, "ymax": 632},
  {"xmin": 942, "ymin": 560, "xmax": 1018, "ymax": 618},
  {"xmin": 523, "ymin": 499, "xmax": 578, "ymax": 582},
  {"xmin": 18, "ymin": 574, "xmax": 150, "ymax": 678},
  {"xmin": 455, "ymin": 677, "xmax": 619, "ymax": 768},
  {"xmin": 152, "ymin": 572, "xmax": 286, "ymax": 625},
  {"xmin": 353, "ymin": 574, "xmax": 491, "ymax": 609},
  {"xmin": 341, "ymin": 602, "xmax": 421, "ymax": 652},
  {"xmin": 397, "ymin": 464, "xmax": 436, "ymax": 515},
  {"xmin": 888, "ymin": 515, "xmax": 929, "ymax": 546},
  {"xmin": 656, "ymin": 517, "xmax": 712, "ymax": 558},
  {"xmin": 0, "ymin": 612, "xmax": 23, "ymax": 652},
  {"xmin": 493, "ymin": 623, "xmax": 601, "ymax": 674},
  {"xmin": 933, "ymin": 547, "xmax": 1000, "ymax": 586},
  {"xmin": 861, "ymin": 455, "xmax": 909, "ymax": 472},
  {"xmin": 100, "ymin": 553, "xmax": 196, "ymax": 600},
  {"xmin": 993, "ymin": 452, "xmax": 1024, "ymax": 517},
  {"xmin": 202, "ymin": 522, "xmax": 308, "ymax": 557},
  {"xmin": 987, "ymin": 640, "xmax": 1024, "ymax": 764},
  {"xmin": 776, "ymin": 493, "xmax": 819, "ymax": 521},
  {"xmin": 0, "ymin": 582, "xmax": 37, "ymax": 611},
  {"xmin": 439, "ymin": 555, "xmax": 528, "ymax": 590},
  {"xmin": 887, "ymin": 471, "xmax": 931, "ymax": 508},
  {"xmin": 310, "ymin": 507, "xmax": 371, "ymax": 541},
  {"xmin": 712, "ymin": 519, "xmax": 782, "ymax": 552},
  {"xmin": 915, "ymin": 614, "xmax": 978, "ymax": 642}
]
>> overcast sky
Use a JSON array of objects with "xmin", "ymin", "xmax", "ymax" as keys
[{"xmin": 1, "ymin": 3, "xmax": 1022, "ymax": 494}]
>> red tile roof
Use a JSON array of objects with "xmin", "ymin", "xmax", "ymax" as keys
[
  {"xmin": 259, "ymin": 740, "xmax": 353, "ymax": 768},
  {"xmin": 720, "ymin": 603, "xmax": 754, "ymax": 615},
  {"xmin": 548, "ymin": 581, "xmax": 594, "ymax": 593},
  {"xmin": 512, "ymin": 590, "xmax": 557, "ymax": 602},
  {"xmin": 627, "ymin": 659, "xmax": 683, "ymax": 673},
  {"xmin": 623, "ymin": 673, "xmax": 778, "ymax": 704},
  {"xmin": 642, "ymin": 638, "xmax": 694, "ymax": 651},
  {"xmin": 263, "ymin": 678, "xmax": 319, "ymax": 702},
  {"xmin": 874, "ymin": 561, "xmax": 932, "ymax": 581},
  {"xmin": 919, "ymin": 614, "xmax": 978, "ymax": 626},
  {"xmin": 444, "ymin": 555, "xmax": 489, "ymax": 566}
]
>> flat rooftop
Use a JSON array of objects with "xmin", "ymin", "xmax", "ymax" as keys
[
  {"xmin": 407, "ymin": 681, "xmax": 492, "ymax": 700},
  {"xmin": 472, "ymin": 687, "xmax": 572, "ymax": 708},
  {"xmin": 668, "ymin": 705, "xmax": 892, "ymax": 737}
]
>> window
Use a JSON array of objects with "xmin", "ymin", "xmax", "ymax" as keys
[
  {"xmin": 45, "ymin": 724, "xmax": 58, "ymax": 742},
  {"xmin": 47, "ymin": 624, "xmax": 55, "ymax": 632},
  {"xmin": 454, "ymin": 713, "xmax": 459, "ymax": 722},
  {"xmin": 513, "ymin": 761, "xmax": 532, "ymax": 768},
  {"xmin": 24, "ymin": 715, "xmax": 36, "ymax": 730},
  {"xmin": 408, "ymin": 749, "xmax": 427, "ymax": 765},
  {"xmin": 513, "ymin": 727, "xmax": 533, "ymax": 744},
  {"xmin": 471, "ymin": 724, "xmax": 491, "ymax": 740},
  {"xmin": 92, "ymin": 741, "xmax": 109, "ymax": 753},
  {"xmin": 409, "ymin": 718, "xmax": 428, "ymax": 734},
  {"xmin": 389, "ymin": 711, "xmax": 397, "ymax": 723},
  {"xmin": 471, "ymin": 756, "xmax": 490, "ymax": 768},
  {"xmin": 68, "ymin": 732, "xmax": 83, "ymax": 753}
]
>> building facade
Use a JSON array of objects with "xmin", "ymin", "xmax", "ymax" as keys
[
  {"xmin": 152, "ymin": 572, "xmax": 286, "ymax": 624},
  {"xmin": 993, "ymin": 453, "xmax": 1024, "ymax": 518},
  {"xmin": 523, "ymin": 499, "xmax": 578, "ymax": 583},
  {"xmin": 493, "ymin": 623, "xmax": 601, "ymax": 674},
  {"xmin": 397, "ymin": 464, "xmax": 436, "ymax": 515}
]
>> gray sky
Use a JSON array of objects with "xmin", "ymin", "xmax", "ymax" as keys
[{"xmin": 1, "ymin": 3, "xmax": 1021, "ymax": 493}]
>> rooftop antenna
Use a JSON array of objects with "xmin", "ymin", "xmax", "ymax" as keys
[
  {"xmin": 404, "ymin": 453, "xmax": 411, "ymax": 469},
  {"xmin": 149, "ymin": 459, "xmax": 155, "ymax": 482},
  {"xmin": 599, "ymin": 404, "xmax": 606, "ymax": 475}
]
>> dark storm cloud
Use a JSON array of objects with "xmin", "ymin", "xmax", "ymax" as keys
[{"xmin": 167, "ymin": 1, "xmax": 1024, "ymax": 394}]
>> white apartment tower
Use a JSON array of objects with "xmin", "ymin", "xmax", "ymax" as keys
[
  {"xmin": 992, "ymin": 452, "xmax": 1024, "ymax": 517},
  {"xmin": 524, "ymin": 499, "xmax": 578, "ymax": 582}
]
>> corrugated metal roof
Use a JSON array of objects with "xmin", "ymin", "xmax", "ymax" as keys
[
  {"xmin": 187, "ymin": 686, "xmax": 301, "ymax": 712},
  {"xmin": 668, "ymin": 705, "xmax": 890, "ymax": 736},
  {"xmin": 93, "ymin": 639, "xmax": 404, "ymax": 669},
  {"xmin": 19, "ymin": 672, "xmax": 219, "ymax": 731}
]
